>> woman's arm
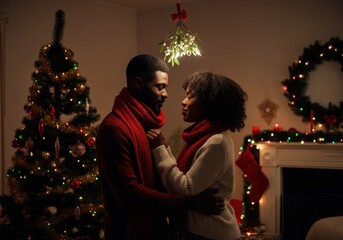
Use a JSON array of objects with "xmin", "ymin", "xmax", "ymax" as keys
[{"xmin": 151, "ymin": 134, "xmax": 230, "ymax": 196}]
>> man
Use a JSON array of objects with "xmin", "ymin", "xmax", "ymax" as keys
[{"xmin": 96, "ymin": 54, "xmax": 223, "ymax": 240}]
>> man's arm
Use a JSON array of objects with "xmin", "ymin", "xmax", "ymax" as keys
[{"xmin": 97, "ymin": 124, "xmax": 223, "ymax": 214}]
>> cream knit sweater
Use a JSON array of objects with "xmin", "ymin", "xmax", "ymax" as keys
[{"xmin": 152, "ymin": 131, "xmax": 241, "ymax": 240}]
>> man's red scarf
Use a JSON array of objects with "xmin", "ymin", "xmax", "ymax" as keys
[
  {"xmin": 112, "ymin": 87, "xmax": 166, "ymax": 187},
  {"xmin": 177, "ymin": 119, "xmax": 229, "ymax": 173}
]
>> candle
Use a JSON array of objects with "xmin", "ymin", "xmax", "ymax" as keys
[
  {"xmin": 273, "ymin": 123, "xmax": 281, "ymax": 132},
  {"xmin": 252, "ymin": 125, "xmax": 260, "ymax": 136}
]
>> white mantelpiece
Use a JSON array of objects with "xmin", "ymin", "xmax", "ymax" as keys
[{"xmin": 256, "ymin": 142, "xmax": 343, "ymax": 234}]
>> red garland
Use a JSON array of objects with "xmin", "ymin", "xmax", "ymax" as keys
[{"xmin": 171, "ymin": 3, "xmax": 188, "ymax": 22}]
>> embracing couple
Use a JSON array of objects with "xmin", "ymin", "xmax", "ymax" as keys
[{"xmin": 96, "ymin": 54, "xmax": 247, "ymax": 240}]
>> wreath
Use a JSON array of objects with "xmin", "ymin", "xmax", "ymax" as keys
[{"xmin": 281, "ymin": 37, "xmax": 343, "ymax": 132}]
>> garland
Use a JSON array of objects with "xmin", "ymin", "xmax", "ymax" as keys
[
  {"xmin": 281, "ymin": 37, "xmax": 343, "ymax": 132},
  {"xmin": 242, "ymin": 129, "xmax": 343, "ymax": 149}
]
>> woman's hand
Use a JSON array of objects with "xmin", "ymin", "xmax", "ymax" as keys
[{"xmin": 147, "ymin": 129, "xmax": 168, "ymax": 149}]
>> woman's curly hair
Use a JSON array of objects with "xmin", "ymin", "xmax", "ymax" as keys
[{"xmin": 183, "ymin": 71, "xmax": 248, "ymax": 132}]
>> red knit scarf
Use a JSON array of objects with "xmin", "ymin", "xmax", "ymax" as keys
[
  {"xmin": 177, "ymin": 119, "xmax": 229, "ymax": 173},
  {"xmin": 112, "ymin": 87, "xmax": 166, "ymax": 187}
]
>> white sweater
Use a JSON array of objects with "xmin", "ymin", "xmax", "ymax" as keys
[{"xmin": 152, "ymin": 131, "xmax": 241, "ymax": 240}]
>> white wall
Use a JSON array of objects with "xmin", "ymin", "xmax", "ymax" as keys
[
  {"xmin": 0, "ymin": 0, "xmax": 137, "ymax": 194},
  {"xmin": 137, "ymin": 0, "xmax": 343, "ymax": 198}
]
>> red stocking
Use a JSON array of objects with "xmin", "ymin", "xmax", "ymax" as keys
[{"xmin": 235, "ymin": 147, "xmax": 269, "ymax": 202}]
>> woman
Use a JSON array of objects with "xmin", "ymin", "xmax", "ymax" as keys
[{"xmin": 147, "ymin": 71, "xmax": 247, "ymax": 240}]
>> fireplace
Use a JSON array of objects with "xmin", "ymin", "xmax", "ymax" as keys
[{"xmin": 256, "ymin": 143, "xmax": 343, "ymax": 240}]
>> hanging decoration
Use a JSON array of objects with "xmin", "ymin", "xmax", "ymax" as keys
[
  {"xmin": 159, "ymin": 2, "xmax": 201, "ymax": 66},
  {"xmin": 257, "ymin": 98, "xmax": 279, "ymax": 125},
  {"xmin": 70, "ymin": 142, "xmax": 86, "ymax": 158},
  {"xmin": 55, "ymin": 137, "xmax": 60, "ymax": 159},
  {"xmin": 86, "ymin": 137, "xmax": 96, "ymax": 147},
  {"xmin": 281, "ymin": 37, "xmax": 343, "ymax": 132},
  {"xmin": 25, "ymin": 138, "xmax": 35, "ymax": 149},
  {"xmin": 235, "ymin": 146, "xmax": 269, "ymax": 203},
  {"xmin": 50, "ymin": 106, "xmax": 55, "ymax": 119},
  {"xmin": 70, "ymin": 179, "xmax": 81, "ymax": 190}
]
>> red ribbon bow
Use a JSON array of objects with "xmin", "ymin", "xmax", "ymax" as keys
[{"xmin": 171, "ymin": 3, "xmax": 188, "ymax": 22}]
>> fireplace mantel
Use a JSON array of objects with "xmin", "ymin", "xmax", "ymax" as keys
[{"xmin": 256, "ymin": 142, "xmax": 343, "ymax": 234}]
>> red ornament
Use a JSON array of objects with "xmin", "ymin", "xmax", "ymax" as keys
[
  {"xmin": 86, "ymin": 137, "xmax": 96, "ymax": 147},
  {"xmin": 38, "ymin": 119, "xmax": 44, "ymax": 137},
  {"xmin": 11, "ymin": 139, "xmax": 19, "ymax": 148},
  {"xmin": 28, "ymin": 109, "xmax": 37, "ymax": 118},
  {"xmin": 71, "ymin": 179, "xmax": 81, "ymax": 190}
]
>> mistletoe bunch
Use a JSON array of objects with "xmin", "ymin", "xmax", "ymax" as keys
[{"xmin": 159, "ymin": 3, "xmax": 201, "ymax": 66}]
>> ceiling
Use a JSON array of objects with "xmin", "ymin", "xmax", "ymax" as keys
[{"xmin": 101, "ymin": 0, "xmax": 202, "ymax": 11}]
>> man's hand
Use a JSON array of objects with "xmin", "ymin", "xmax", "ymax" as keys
[{"xmin": 191, "ymin": 188, "xmax": 224, "ymax": 215}]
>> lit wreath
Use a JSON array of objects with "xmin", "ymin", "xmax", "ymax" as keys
[{"xmin": 281, "ymin": 37, "xmax": 343, "ymax": 131}]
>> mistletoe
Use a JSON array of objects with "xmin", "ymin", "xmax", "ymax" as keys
[{"xmin": 159, "ymin": 3, "xmax": 201, "ymax": 66}]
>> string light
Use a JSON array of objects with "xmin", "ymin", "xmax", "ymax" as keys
[{"xmin": 281, "ymin": 38, "xmax": 343, "ymax": 132}]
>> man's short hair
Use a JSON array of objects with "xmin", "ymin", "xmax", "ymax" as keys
[{"xmin": 126, "ymin": 54, "xmax": 169, "ymax": 84}]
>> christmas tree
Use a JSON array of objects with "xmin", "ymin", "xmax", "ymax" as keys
[{"xmin": 0, "ymin": 10, "xmax": 104, "ymax": 239}]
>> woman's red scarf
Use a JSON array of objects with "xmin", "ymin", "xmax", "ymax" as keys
[
  {"xmin": 177, "ymin": 119, "xmax": 229, "ymax": 173},
  {"xmin": 170, "ymin": 119, "xmax": 229, "ymax": 239},
  {"xmin": 112, "ymin": 87, "xmax": 166, "ymax": 187}
]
